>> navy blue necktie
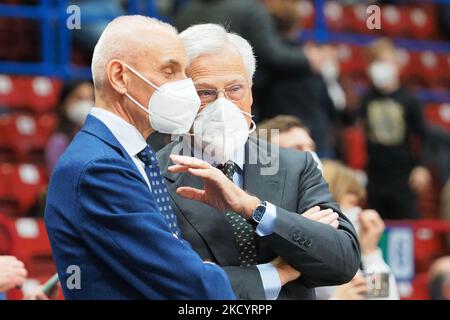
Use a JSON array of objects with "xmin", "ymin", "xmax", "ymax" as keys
[{"xmin": 137, "ymin": 145, "xmax": 180, "ymax": 237}]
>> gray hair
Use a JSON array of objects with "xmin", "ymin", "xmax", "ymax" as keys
[
  {"xmin": 91, "ymin": 15, "xmax": 177, "ymax": 90},
  {"xmin": 179, "ymin": 24, "xmax": 256, "ymax": 82}
]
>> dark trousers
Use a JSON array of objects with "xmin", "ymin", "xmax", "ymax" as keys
[{"xmin": 367, "ymin": 174, "xmax": 419, "ymax": 220}]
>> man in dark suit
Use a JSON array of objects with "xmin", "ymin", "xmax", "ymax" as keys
[
  {"xmin": 157, "ymin": 24, "xmax": 360, "ymax": 300},
  {"xmin": 44, "ymin": 16, "xmax": 235, "ymax": 299}
]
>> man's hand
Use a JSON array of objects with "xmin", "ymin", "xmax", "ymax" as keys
[
  {"xmin": 168, "ymin": 155, "xmax": 259, "ymax": 219},
  {"xmin": 0, "ymin": 256, "xmax": 27, "ymax": 292},
  {"xmin": 358, "ymin": 209, "xmax": 384, "ymax": 255},
  {"xmin": 24, "ymin": 281, "xmax": 60, "ymax": 300},
  {"xmin": 271, "ymin": 257, "xmax": 301, "ymax": 286},
  {"xmin": 331, "ymin": 273, "xmax": 368, "ymax": 300},
  {"xmin": 302, "ymin": 206, "xmax": 340, "ymax": 229},
  {"xmin": 409, "ymin": 166, "xmax": 431, "ymax": 194},
  {"xmin": 24, "ymin": 287, "xmax": 49, "ymax": 300}
]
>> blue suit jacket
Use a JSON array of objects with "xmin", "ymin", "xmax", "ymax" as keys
[{"xmin": 45, "ymin": 115, "xmax": 235, "ymax": 300}]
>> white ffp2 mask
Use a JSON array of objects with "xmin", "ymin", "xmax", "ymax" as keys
[
  {"xmin": 124, "ymin": 63, "xmax": 201, "ymax": 134},
  {"xmin": 369, "ymin": 62, "xmax": 397, "ymax": 91},
  {"xmin": 66, "ymin": 100, "xmax": 93, "ymax": 126},
  {"xmin": 191, "ymin": 98, "xmax": 255, "ymax": 165}
]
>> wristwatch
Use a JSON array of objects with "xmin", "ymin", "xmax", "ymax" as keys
[{"xmin": 248, "ymin": 201, "xmax": 267, "ymax": 228}]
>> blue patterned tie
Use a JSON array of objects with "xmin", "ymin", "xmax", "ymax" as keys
[{"xmin": 137, "ymin": 145, "xmax": 180, "ymax": 237}]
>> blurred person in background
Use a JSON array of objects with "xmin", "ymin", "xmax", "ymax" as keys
[
  {"xmin": 353, "ymin": 39, "xmax": 431, "ymax": 220},
  {"xmin": 319, "ymin": 45, "xmax": 346, "ymax": 112},
  {"xmin": 0, "ymin": 256, "xmax": 27, "ymax": 300},
  {"xmin": 257, "ymin": 115, "xmax": 322, "ymax": 170},
  {"xmin": 257, "ymin": 0, "xmax": 338, "ymax": 158},
  {"xmin": 258, "ymin": 115, "xmax": 315, "ymax": 152},
  {"xmin": 428, "ymin": 256, "xmax": 450, "ymax": 300},
  {"xmin": 175, "ymin": 0, "xmax": 323, "ymax": 120},
  {"xmin": 45, "ymin": 80, "xmax": 94, "ymax": 174},
  {"xmin": 258, "ymin": 117, "xmax": 398, "ymax": 299},
  {"xmin": 317, "ymin": 160, "xmax": 399, "ymax": 300}
]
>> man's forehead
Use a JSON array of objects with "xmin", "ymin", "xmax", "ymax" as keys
[{"xmin": 188, "ymin": 53, "xmax": 247, "ymax": 84}]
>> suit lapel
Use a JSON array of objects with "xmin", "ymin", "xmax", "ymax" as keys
[{"xmin": 243, "ymin": 138, "xmax": 287, "ymax": 206}]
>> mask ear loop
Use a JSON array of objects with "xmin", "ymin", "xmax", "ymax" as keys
[
  {"xmin": 124, "ymin": 63, "xmax": 160, "ymax": 91},
  {"xmin": 241, "ymin": 111, "xmax": 256, "ymax": 134}
]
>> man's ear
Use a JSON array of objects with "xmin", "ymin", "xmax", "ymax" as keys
[{"xmin": 107, "ymin": 59, "xmax": 128, "ymax": 95}]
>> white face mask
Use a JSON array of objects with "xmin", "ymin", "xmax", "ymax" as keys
[
  {"xmin": 191, "ymin": 98, "xmax": 255, "ymax": 165},
  {"xmin": 342, "ymin": 206, "xmax": 362, "ymax": 235},
  {"xmin": 320, "ymin": 59, "xmax": 340, "ymax": 82},
  {"xmin": 66, "ymin": 100, "xmax": 93, "ymax": 126},
  {"xmin": 124, "ymin": 63, "xmax": 201, "ymax": 134},
  {"xmin": 368, "ymin": 61, "xmax": 397, "ymax": 90}
]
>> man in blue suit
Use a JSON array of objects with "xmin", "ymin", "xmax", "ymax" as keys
[{"xmin": 44, "ymin": 15, "xmax": 235, "ymax": 300}]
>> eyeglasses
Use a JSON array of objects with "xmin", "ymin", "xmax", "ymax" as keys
[{"xmin": 196, "ymin": 82, "xmax": 250, "ymax": 105}]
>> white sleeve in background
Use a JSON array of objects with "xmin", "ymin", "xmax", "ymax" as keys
[{"xmin": 362, "ymin": 248, "xmax": 400, "ymax": 300}]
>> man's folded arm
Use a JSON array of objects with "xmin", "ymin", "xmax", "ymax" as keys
[
  {"xmin": 258, "ymin": 153, "xmax": 361, "ymax": 287},
  {"xmin": 222, "ymin": 264, "xmax": 281, "ymax": 300},
  {"xmin": 76, "ymin": 157, "xmax": 236, "ymax": 300}
]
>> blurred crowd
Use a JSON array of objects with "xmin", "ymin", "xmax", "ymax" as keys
[{"xmin": 1, "ymin": 0, "xmax": 450, "ymax": 300}]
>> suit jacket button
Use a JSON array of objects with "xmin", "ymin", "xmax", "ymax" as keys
[{"xmin": 292, "ymin": 230, "xmax": 301, "ymax": 242}]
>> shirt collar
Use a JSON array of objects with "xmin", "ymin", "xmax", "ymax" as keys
[
  {"xmin": 90, "ymin": 107, "xmax": 147, "ymax": 157},
  {"xmin": 186, "ymin": 140, "xmax": 245, "ymax": 172}
]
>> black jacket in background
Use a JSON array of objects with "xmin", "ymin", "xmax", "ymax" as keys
[
  {"xmin": 356, "ymin": 86, "xmax": 426, "ymax": 181},
  {"xmin": 176, "ymin": 0, "xmax": 310, "ymax": 75}
]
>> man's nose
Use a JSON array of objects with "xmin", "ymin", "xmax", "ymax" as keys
[{"xmin": 217, "ymin": 91, "xmax": 227, "ymax": 99}]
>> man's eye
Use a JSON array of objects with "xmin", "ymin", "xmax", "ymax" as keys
[
  {"xmin": 163, "ymin": 68, "xmax": 174, "ymax": 76},
  {"xmin": 197, "ymin": 90, "xmax": 215, "ymax": 97},
  {"xmin": 228, "ymin": 85, "xmax": 243, "ymax": 93}
]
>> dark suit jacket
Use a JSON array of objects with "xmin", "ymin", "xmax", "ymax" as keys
[
  {"xmin": 157, "ymin": 137, "xmax": 360, "ymax": 300},
  {"xmin": 45, "ymin": 115, "xmax": 235, "ymax": 299}
]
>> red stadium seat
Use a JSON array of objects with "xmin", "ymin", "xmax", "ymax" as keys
[
  {"xmin": 381, "ymin": 5, "xmax": 408, "ymax": 38},
  {"xmin": 405, "ymin": 273, "xmax": 429, "ymax": 300},
  {"xmin": 0, "ymin": 75, "xmax": 23, "ymax": 109},
  {"xmin": 296, "ymin": 0, "xmax": 315, "ymax": 29},
  {"xmin": 23, "ymin": 77, "xmax": 61, "ymax": 113},
  {"xmin": 424, "ymin": 103, "xmax": 450, "ymax": 131},
  {"xmin": 336, "ymin": 44, "xmax": 367, "ymax": 80},
  {"xmin": 342, "ymin": 126, "xmax": 367, "ymax": 171},
  {"xmin": 414, "ymin": 223, "xmax": 448, "ymax": 274},
  {"xmin": 407, "ymin": 6, "xmax": 439, "ymax": 40},
  {"xmin": 0, "ymin": 164, "xmax": 47, "ymax": 216},
  {"xmin": 0, "ymin": 214, "xmax": 60, "ymax": 300},
  {"xmin": 420, "ymin": 51, "xmax": 438, "ymax": 87},
  {"xmin": 324, "ymin": 1, "xmax": 345, "ymax": 32},
  {"xmin": 0, "ymin": 113, "xmax": 57, "ymax": 162},
  {"xmin": 398, "ymin": 50, "xmax": 428, "ymax": 88},
  {"xmin": 348, "ymin": 3, "xmax": 370, "ymax": 34},
  {"xmin": 0, "ymin": 214, "xmax": 54, "ymax": 276},
  {"xmin": 0, "ymin": 76, "xmax": 60, "ymax": 112}
]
